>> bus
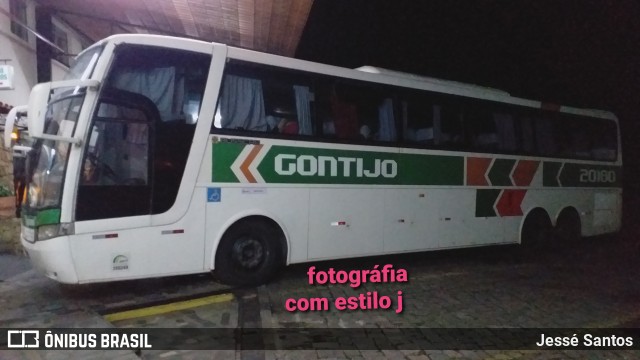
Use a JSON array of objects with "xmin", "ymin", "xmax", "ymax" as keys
[{"xmin": 5, "ymin": 34, "xmax": 621, "ymax": 286}]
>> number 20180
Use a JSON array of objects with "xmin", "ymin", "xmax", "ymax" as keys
[{"xmin": 579, "ymin": 169, "xmax": 616, "ymax": 183}]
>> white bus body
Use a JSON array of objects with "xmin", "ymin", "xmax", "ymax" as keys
[{"xmin": 9, "ymin": 34, "xmax": 621, "ymax": 285}]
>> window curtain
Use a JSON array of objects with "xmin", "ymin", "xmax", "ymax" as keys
[
  {"xmin": 377, "ymin": 98, "xmax": 397, "ymax": 142},
  {"xmin": 112, "ymin": 67, "xmax": 183, "ymax": 122},
  {"xmin": 535, "ymin": 118, "xmax": 557, "ymax": 155},
  {"xmin": 219, "ymin": 75, "xmax": 267, "ymax": 131},
  {"xmin": 520, "ymin": 117, "xmax": 535, "ymax": 153},
  {"xmin": 294, "ymin": 85, "xmax": 313, "ymax": 135},
  {"xmin": 493, "ymin": 113, "xmax": 516, "ymax": 151}
]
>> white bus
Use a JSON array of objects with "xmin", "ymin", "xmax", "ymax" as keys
[{"xmin": 6, "ymin": 34, "xmax": 621, "ymax": 285}]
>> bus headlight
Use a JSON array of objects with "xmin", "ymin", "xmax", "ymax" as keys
[
  {"xmin": 37, "ymin": 224, "xmax": 60, "ymax": 241},
  {"xmin": 36, "ymin": 223, "xmax": 74, "ymax": 241},
  {"xmin": 28, "ymin": 186, "xmax": 39, "ymax": 207}
]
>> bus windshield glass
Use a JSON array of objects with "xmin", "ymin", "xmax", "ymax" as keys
[
  {"xmin": 24, "ymin": 46, "xmax": 102, "ymax": 212},
  {"xmin": 65, "ymin": 45, "xmax": 102, "ymax": 81},
  {"xmin": 26, "ymin": 90, "xmax": 84, "ymax": 210}
]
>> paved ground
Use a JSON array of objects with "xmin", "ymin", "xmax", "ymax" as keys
[
  {"xmin": 1, "ymin": 234, "xmax": 640, "ymax": 359},
  {"xmin": 0, "ymin": 253, "xmax": 30, "ymax": 281}
]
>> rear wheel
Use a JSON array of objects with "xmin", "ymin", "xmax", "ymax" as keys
[
  {"xmin": 555, "ymin": 208, "xmax": 581, "ymax": 244},
  {"xmin": 215, "ymin": 218, "xmax": 283, "ymax": 286},
  {"xmin": 521, "ymin": 209, "xmax": 552, "ymax": 250}
]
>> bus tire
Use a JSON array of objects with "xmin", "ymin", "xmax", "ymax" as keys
[
  {"xmin": 521, "ymin": 209, "xmax": 552, "ymax": 249},
  {"xmin": 555, "ymin": 208, "xmax": 581, "ymax": 244},
  {"xmin": 214, "ymin": 218, "xmax": 283, "ymax": 286}
]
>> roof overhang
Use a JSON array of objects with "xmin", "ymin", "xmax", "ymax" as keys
[{"xmin": 36, "ymin": 0, "xmax": 314, "ymax": 56}]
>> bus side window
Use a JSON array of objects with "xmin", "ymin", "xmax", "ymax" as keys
[
  {"xmin": 216, "ymin": 75, "xmax": 268, "ymax": 132},
  {"xmin": 402, "ymin": 98, "xmax": 434, "ymax": 145},
  {"xmin": 566, "ymin": 118, "xmax": 591, "ymax": 159},
  {"xmin": 376, "ymin": 98, "xmax": 397, "ymax": 142},
  {"xmin": 467, "ymin": 108, "xmax": 499, "ymax": 151},
  {"xmin": 534, "ymin": 117, "xmax": 558, "ymax": 156},
  {"xmin": 591, "ymin": 120, "xmax": 617, "ymax": 161},
  {"xmin": 82, "ymin": 102, "xmax": 149, "ymax": 186},
  {"xmin": 519, "ymin": 116, "xmax": 536, "ymax": 154},
  {"xmin": 263, "ymin": 82, "xmax": 315, "ymax": 136},
  {"xmin": 329, "ymin": 86, "xmax": 359, "ymax": 140},
  {"xmin": 493, "ymin": 112, "xmax": 517, "ymax": 152},
  {"xmin": 76, "ymin": 90, "xmax": 155, "ymax": 221},
  {"xmin": 292, "ymin": 85, "xmax": 314, "ymax": 136},
  {"xmin": 438, "ymin": 104, "xmax": 464, "ymax": 148}
]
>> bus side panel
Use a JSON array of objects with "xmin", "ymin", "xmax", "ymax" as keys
[
  {"xmin": 205, "ymin": 186, "xmax": 310, "ymax": 269},
  {"xmin": 71, "ymin": 214, "xmax": 206, "ymax": 283},
  {"xmin": 71, "ymin": 185, "xmax": 207, "ymax": 283},
  {"xmin": 592, "ymin": 189, "xmax": 622, "ymax": 235},
  {"xmin": 307, "ymin": 188, "xmax": 384, "ymax": 260},
  {"xmin": 382, "ymin": 189, "xmax": 440, "ymax": 252},
  {"xmin": 438, "ymin": 188, "xmax": 506, "ymax": 247},
  {"xmin": 519, "ymin": 188, "xmax": 599, "ymax": 238}
]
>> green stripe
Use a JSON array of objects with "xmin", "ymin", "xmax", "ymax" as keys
[
  {"xmin": 37, "ymin": 208, "xmax": 61, "ymax": 226},
  {"xmin": 487, "ymin": 159, "xmax": 515, "ymax": 186},
  {"xmin": 475, "ymin": 189, "xmax": 500, "ymax": 217},
  {"xmin": 211, "ymin": 140, "xmax": 621, "ymax": 188},
  {"xmin": 400, "ymin": 153, "xmax": 464, "ymax": 186},
  {"xmin": 255, "ymin": 146, "xmax": 464, "ymax": 185},
  {"xmin": 212, "ymin": 141, "xmax": 245, "ymax": 182},
  {"xmin": 543, "ymin": 162, "xmax": 562, "ymax": 187},
  {"xmin": 558, "ymin": 163, "xmax": 622, "ymax": 187},
  {"xmin": 23, "ymin": 208, "xmax": 61, "ymax": 228},
  {"xmin": 544, "ymin": 162, "xmax": 622, "ymax": 188}
]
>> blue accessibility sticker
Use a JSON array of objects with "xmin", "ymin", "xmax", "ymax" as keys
[{"xmin": 207, "ymin": 187, "xmax": 221, "ymax": 202}]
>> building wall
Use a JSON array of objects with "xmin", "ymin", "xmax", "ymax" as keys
[
  {"xmin": 0, "ymin": 0, "xmax": 37, "ymax": 108},
  {"xmin": 51, "ymin": 16, "xmax": 85, "ymax": 81},
  {"xmin": 0, "ymin": 0, "xmax": 88, "ymax": 108},
  {"xmin": 0, "ymin": 0, "xmax": 90, "ymax": 196}
]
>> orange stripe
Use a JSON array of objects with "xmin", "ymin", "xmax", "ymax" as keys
[
  {"xmin": 240, "ymin": 145, "xmax": 263, "ymax": 183},
  {"xmin": 512, "ymin": 160, "xmax": 539, "ymax": 186},
  {"xmin": 466, "ymin": 157, "xmax": 492, "ymax": 186},
  {"xmin": 495, "ymin": 189, "xmax": 527, "ymax": 216}
]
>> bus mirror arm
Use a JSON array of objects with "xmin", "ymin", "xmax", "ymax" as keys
[
  {"xmin": 13, "ymin": 145, "xmax": 32, "ymax": 152},
  {"xmin": 31, "ymin": 133, "xmax": 82, "ymax": 146},
  {"xmin": 28, "ymin": 79, "xmax": 100, "ymax": 140}
]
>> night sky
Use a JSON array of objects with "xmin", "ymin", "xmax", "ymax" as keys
[{"xmin": 296, "ymin": 0, "xmax": 640, "ymax": 228}]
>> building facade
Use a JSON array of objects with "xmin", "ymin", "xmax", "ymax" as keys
[{"xmin": 0, "ymin": 0, "xmax": 89, "ymax": 194}]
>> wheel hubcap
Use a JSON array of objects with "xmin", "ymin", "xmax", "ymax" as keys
[{"xmin": 232, "ymin": 237, "xmax": 264, "ymax": 269}]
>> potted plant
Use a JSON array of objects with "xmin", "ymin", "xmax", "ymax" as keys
[{"xmin": 0, "ymin": 184, "xmax": 15, "ymax": 217}]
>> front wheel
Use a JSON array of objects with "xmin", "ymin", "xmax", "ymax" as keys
[{"xmin": 214, "ymin": 219, "xmax": 283, "ymax": 286}]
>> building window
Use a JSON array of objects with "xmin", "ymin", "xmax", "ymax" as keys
[
  {"xmin": 53, "ymin": 25, "xmax": 69, "ymax": 66},
  {"xmin": 10, "ymin": 0, "xmax": 29, "ymax": 42}
]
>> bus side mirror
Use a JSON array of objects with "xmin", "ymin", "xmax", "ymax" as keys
[
  {"xmin": 25, "ymin": 79, "xmax": 99, "ymax": 145},
  {"xmin": 3, "ymin": 105, "xmax": 27, "ymax": 148},
  {"xmin": 27, "ymin": 83, "xmax": 53, "ymax": 140}
]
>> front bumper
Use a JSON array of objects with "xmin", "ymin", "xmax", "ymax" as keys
[{"xmin": 21, "ymin": 231, "xmax": 79, "ymax": 284}]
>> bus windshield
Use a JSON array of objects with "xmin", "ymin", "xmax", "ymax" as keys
[
  {"xmin": 26, "ymin": 91, "xmax": 84, "ymax": 210},
  {"xmin": 24, "ymin": 46, "xmax": 102, "ymax": 213}
]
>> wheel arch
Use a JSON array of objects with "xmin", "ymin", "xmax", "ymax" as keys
[
  {"xmin": 519, "ymin": 207, "xmax": 551, "ymax": 244},
  {"xmin": 553, "ymin": 205, "xmax": 584, "ymax": 237},
  {"xmin": 554, "ymin": 206, "xmax": 583, "ymax": 237},
  {"xmin": 209, "ymin": 210, "xmax": 290, "ymax": 271}
]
